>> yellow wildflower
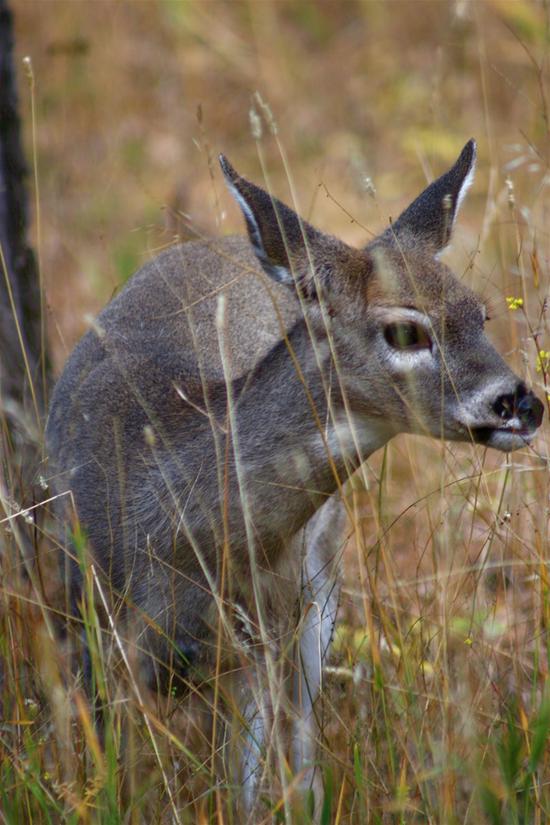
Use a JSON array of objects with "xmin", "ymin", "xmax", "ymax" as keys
[
  {"xmin": 506, "ymin": 296, "xmax": 524, "ymax": 311},
  {"xmin": 536, "ymin": 350, "xmax": 550, "ymax": 374}
]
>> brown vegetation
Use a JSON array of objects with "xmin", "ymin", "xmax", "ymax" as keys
[{"xmin": 2, "ymin": 1, "xmax": 550, "ymax": 822}]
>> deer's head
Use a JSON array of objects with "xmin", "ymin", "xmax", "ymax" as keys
[{"xmin": 221, "ymin": 142, "xmax": 543, "ymax": 452}]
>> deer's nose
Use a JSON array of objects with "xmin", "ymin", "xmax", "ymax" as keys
[
  {"xmin": 517, "ymin": 392, "xmax": 545, "ymax": 430},
  {"xmin": 493, "ymin": 384, "xmax": 544, "ymax": 430}
]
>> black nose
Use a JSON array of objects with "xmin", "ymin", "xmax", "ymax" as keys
[
  {"xmin": 493, "ymin": 383, "xmax": 544, "ymax": 430},
  {"xmin": 517, "ymin": 392, "xmax": 544, "ymax": 430}
]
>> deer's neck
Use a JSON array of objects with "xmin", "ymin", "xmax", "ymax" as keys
[{"xmin": 229, "ymin": 317, "xmax": 390, "ymax": 540}]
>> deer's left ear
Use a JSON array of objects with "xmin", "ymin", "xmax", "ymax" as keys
[
  {"xmin": 380, "ymin": 139, "xmax": 477, "ymax": 253},
  {"xmin": 220, "ymin": 154, "xmax": 352, "ymax": 300}
]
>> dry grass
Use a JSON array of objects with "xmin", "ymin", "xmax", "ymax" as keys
[{"xmin": 2, "ymin": 1, "xmax": 550, "ymax": 822}]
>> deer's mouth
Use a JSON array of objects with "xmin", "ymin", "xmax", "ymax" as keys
[
  {"xmin": 466, "ymin": 390, "xmax": 544, "ymax": 451},
  {"xmin": 470, "ymin": 423, "xmax": 537, "ymax": 451}
]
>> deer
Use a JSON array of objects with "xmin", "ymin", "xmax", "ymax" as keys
[{"xmin": 46, "ymin": 139, "xmax": 544, "ymax": 814}]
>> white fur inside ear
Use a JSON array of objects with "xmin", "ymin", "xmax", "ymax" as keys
[
  {"xmin": 225, "ymin": 179, "xmax": 263, "ymax": 252},
  {"xmin": 454, "ymin": 143, "xmax": 477, "ymax": 221},
  {"xmin": 435, "ymin": 143, "xmax": 477, "ymax": 259},
  {"xmin": 225, "ymin": 178, "xmax": 293, "ymax": 285}
]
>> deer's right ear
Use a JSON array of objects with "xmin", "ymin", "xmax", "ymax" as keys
[
  {"xmin": 380, "ymin": 139, "xmax": 477, "ymax": 253},
  {"xmin": 219, "ymin": 155, "xmax": 319, "ymax": 293}
]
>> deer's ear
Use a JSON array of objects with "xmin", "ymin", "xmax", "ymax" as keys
[
  {"xmin": 381, "ymin": 139, "xmax": 477, "ymax": 253},
  {"xmin": 219, "ymin": 155, "xmax": 321, "ymax": 294}
]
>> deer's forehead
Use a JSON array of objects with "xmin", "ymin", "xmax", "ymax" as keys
[{"xmin": 365, "ymin": 249, "xmax": 483, "ymax": 320}]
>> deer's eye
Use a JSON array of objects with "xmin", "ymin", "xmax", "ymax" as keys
[{"xmin": 384, "ymin": 321, "xmax": 431, "ymax": 352}]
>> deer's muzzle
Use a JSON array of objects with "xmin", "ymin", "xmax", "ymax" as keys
[
  {"xmin": 470, "ymin": 384, "xmax": 544, "ymax": 451},
  {"xmin": 492, "ymin": 384, "xmax": 544, "ymax": 433}
]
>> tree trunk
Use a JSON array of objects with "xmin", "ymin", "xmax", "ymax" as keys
[{"xmin": 0, "ymin": 0, "xmax": 45, "ymax": 428}]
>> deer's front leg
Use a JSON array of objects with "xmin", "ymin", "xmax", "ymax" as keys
[
  {"xmin": 292, "ymin": 495, "xmax": 346, "ymax": 804},
  {"xmin": 238, "ymin": 668, "xmax": 270, "ymax": 813}
]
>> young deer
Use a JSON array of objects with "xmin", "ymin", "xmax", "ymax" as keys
[{"xmin": 46, "ymin": 140, "xmax": 543, "ymax": 810}]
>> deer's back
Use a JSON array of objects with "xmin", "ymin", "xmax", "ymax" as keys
[
  {"xmin": 48, "ymin": 236, "xmax": 299, "ymax": 449},
  {"xmin": 46, "ymin": 235, "xmax": 300, "ymax": 586}
]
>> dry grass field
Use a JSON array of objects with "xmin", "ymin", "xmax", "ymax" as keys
[{"xmin": 2, "ymin": 1, "xmax": 550, "ymax": 822}]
